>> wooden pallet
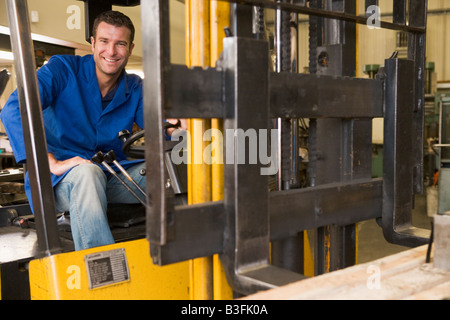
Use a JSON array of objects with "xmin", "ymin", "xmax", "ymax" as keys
[{"xmin": 243, "ymin": 245, "xmax": 450, "ymax": 300}]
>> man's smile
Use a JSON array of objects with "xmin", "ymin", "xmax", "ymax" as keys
[{"xmin": 103, "ymin": 57, "xmax": 120, "ymax": 63}]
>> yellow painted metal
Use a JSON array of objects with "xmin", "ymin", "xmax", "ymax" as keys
[
  {"xmin": 209, "ymin": 0, "xmax": 229, "ymax": 68},
  {"xmin": 185, "ymin": 0, "xmax": 211, "ymax": 206},
  {"xmin": 190, "ymin": 118, "xmax": 212, "ymax": 203},
  {"xmin": 210, "ymin": 0, "xmax": 233, "ymax": 300},
  {"xmin": 28, "ymin": 239, "xmax": 190, "ymax": 300},
  {"xmin": 210, "ymin": 0, "xmax": 227, "ymax": 203},
  {"xmin": 186, "ymin": 0, "xmax": 213, "ymax": 300},
  {"xmin": 303, "ymin": 232, "xmax": 315, "ymax": 277},
  {"xmin": 187, "ymin": 0, "xmax": 211, "ymax": 68},
  {"xmin": 185, "ymin": 0, "xmax": 232, "ymax": 300},
  {"xmin": 187, "ymin": 118, "xmax": 215, "ymax": 300},
  {"xmin": 189, "ymin": 255, "xmax": 213, "ymax": 300},
  {"xmin": 213, "ymin": 254, "xmax": 232, "ymax": 299}
]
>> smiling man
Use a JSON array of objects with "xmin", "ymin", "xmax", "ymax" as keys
[
  {"xmin": 91, "ymin": 13, "xmax": 135, "ymax": 97},
  {"xmin": 0, "ymin": 11, "xmax": 154, "ymax": 251}
]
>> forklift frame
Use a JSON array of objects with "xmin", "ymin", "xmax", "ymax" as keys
[{"xmin": 4, "ymin": 0, "xmax": 430, "ymax": 296}]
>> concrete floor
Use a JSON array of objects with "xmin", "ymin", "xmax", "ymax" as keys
[{"xmin": 357, "ymin": 193, "xmax": 432, "ymax": 264}]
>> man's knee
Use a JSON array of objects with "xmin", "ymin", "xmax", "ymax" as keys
[{"xmin": 72, "ymin": 163, "xmax": 106, "ymax": 186}]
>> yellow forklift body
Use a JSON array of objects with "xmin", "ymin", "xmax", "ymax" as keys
[{"xmin": 29, "ymin": 239, "xmax": 190, "ymax": 300}]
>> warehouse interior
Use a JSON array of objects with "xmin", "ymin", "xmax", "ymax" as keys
[{"xmin": 0, "ymin": 0, "xmax": 450, "ymax": 301}]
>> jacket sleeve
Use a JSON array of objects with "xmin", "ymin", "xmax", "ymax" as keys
[
  {"xmin": 135, "ymin": 93, "xmax": 144, "ymax": 129},
  {"xmin": 0, "ymin": 89, "xmax": 26, "ymax": 163},
  {"xmin": 130, "ymin": 74, "xmax": 144, "ymax": 130},
  {"xmin": 0, "ymin": 56, "xmax": 66, "ymax": 164}
]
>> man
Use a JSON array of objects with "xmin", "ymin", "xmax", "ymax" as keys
[{"xmin": 1, "ymin": 11, "xmax": 157, "ymax": 250}]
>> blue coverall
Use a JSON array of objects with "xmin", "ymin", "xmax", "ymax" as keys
[{"xmin": 1, "ymin": 54, "xmax": 145, "ymax": 249}]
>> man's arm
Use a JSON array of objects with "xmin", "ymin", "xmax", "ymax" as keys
[
  {"xmin": 48, "ymin": 153, "xmax": 91, "ymax": 176},
  {"xmin": 0, "ymin": 56, "xmax": 67, "ymax": 165}
]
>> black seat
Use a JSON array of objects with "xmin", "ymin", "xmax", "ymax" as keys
[{"xmin": 54, "ymin": 203, "xmax": 147, "ymax": 243}]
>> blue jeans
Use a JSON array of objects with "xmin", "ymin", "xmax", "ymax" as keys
[{"xmin": 54, "ymin": 162, "xmax": 146, "ymax": 251}]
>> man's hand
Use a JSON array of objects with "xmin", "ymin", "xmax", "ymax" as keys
[
  {"xmin": 48, "ymin": 153, "xmax": 91, "ymax": 176},
  {"xmin": 166, "ymin": 118, "xmax": 187, "ymax": 136}
]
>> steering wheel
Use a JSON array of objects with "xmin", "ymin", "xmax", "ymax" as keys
[
  {"xmin": 118, "ymin": 129, "xmax": 145, "ymax": 159},
  {"xmin": 118, "ymin": 121, "xmax": 182, "ymax": 159}
]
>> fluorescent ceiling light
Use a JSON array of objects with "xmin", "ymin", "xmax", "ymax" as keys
[{"xmin": 0, "ymin": 50, "xmax": 14, "ymax": 61}]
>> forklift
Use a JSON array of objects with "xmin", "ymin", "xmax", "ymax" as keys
[{"xmin": 0, "ymin": 0, "xmax": 430, "ymax": 300}]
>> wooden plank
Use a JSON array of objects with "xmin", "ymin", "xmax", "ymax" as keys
[{"xmin": 243, "ymin": 245, "xmax": 450, "ymax": 300}]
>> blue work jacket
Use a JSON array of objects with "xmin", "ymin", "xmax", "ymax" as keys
[{"xmin": 0, "ymin": 54, "xmax": 144, "ymax": 211}]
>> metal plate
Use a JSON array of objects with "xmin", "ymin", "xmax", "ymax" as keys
[{"xmin": 85, "ymin": 248, "xmax": 130, "ymax": 289}]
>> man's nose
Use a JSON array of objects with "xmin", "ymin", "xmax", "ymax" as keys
[{"xmin": 106, "ymin": 43, "xmax": 115, "ymax": 55}]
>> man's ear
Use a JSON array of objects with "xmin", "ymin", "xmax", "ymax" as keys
[
  {"xmin": 129, "ymin": 42, "xmax": 135, "ymax": 56},
  {"xmin": 90, "ymin": 36, "xmax": 95, "ymax": 52}
]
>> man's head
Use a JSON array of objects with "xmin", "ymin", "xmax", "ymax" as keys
[
  {"xmin": 91, "ymin": 11, "xmax": 135, "ymax": 81},
  {"xmin": 92, "ymin": 10, "xmax": 135, "ymax": 46}
]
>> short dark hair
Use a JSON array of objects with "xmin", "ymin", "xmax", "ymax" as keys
[{"xmin": 92, "ymin": 10, "xmax": 135, "ymax": 45}]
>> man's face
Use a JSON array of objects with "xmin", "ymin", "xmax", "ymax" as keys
[{"xmin": 91, "ymin": 21, "xmax": 135, "ymax": 79}]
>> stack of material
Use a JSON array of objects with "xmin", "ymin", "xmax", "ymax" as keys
[{"xmin": 243, "ymin": 244, "xmax": 450, "ymax": 300}]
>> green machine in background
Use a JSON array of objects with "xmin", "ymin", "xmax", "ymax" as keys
[
  {"xmin": 422, "ymin": 60, "xmax": 450, "ymax": 216},
  {"xmin": 364, "ymin": 60, "xmax": 450, "ymax": 215},
  {"xmin": 363, "ymin": 64, "xmax": 380, "ymax": 80},
  {"xmin": 436, "ymin": 93, "xmax": 450, "ymax": 214}
]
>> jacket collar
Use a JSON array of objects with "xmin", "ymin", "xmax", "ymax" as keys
[
  {"xmin": 85, "ymin": 55, "xmax": 129, "ymax": 113},
  {"xmin": 106, "ymin": 70, "xmax": 128, "ymax": 109}
]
